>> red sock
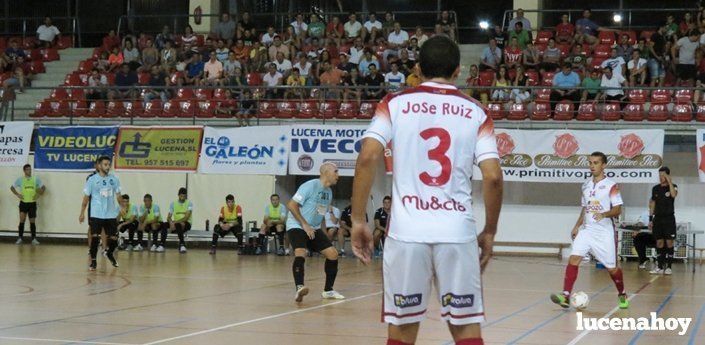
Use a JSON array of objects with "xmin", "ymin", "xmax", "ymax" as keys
[
  {"xmin": 387, "ymin": 340, "xmax": 413, "ymax": 345},
  {"xmin": 563, "ymin": 264, "xmax": 579, "ymax": 295},
  {"xmin": 456, "ymin": 338, "xmax": 484, "ymax": 345},
  {"xmin": 609, "ymin": 268, "xmax": 625, "ymax": 295}
]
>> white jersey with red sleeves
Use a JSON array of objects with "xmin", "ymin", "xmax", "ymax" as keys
[
  {"xmin": 364, "ymin": 81, "xmax": 499, "ymax": 243},
  {"xmin": 581, "ymin": 177, "xmax": 623, "ymax": 231}
]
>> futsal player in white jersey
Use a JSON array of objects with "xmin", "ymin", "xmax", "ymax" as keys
[
  {"xmin": 350, "ymin": 36, "xmax": 504, "ymax": 345},
  {"xmin": 550, "ymin": 151, "xmax": 629, "ymax": 309}
]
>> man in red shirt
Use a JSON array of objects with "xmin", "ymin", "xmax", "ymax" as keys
[
  {"xmin": 504, "ymin": 37, "xmax": 523, "ymax": 69},
  {"xmin": 555, "ymin": 14, "xmax": 575, "ymax": 44}
]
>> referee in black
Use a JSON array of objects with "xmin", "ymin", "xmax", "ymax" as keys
[{"xmin": 649, "ymin": 167, "xmax": 678, "ymax": 275}]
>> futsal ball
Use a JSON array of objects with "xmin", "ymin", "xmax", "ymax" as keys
[{"xmin": 570, "ymin": 291, "xmax": 590, "ymax": 310}]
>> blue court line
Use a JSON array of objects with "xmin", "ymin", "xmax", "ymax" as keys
[
  {"xmin": 505, "ymin": 285, "xmax": 612, "ymax": 345},
  {"xmin": 62, "ymin": 317, "xmax": 198, "ymax": 345},
  {"xmin": 688, "ymin": 301, "xmax": 705, "ymax": 345},
  {"xmin": 626, "ymin": 287, "xmax": 679, "ymax": 345}
]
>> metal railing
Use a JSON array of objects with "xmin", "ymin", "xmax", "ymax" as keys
[
  {"xmin": 501, "ymin": 8, "xmax": 696, "ymax": 33},
  {"xmin": 0, "ymin": 16, "xmax": 81, "ymax": 47}
]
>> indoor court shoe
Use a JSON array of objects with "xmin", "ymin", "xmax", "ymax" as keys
[
  {"xmin": 638, "ymin": 262, "xmax": 648, "ymax": 269},
  {"xmin": 209, "ymin": 246, "xmax": 216, "ymax": 255},
  {"xmin": 255, "ymin": 247, "xmax": 262, "ymax": 255},
  {"xmin": 618, "ymin": 294, "xmax": 629, "ymax": 309},
  {"xmin": 650, "ymin": 268, "xmax": 664, "ymax": 275},
  {"xmin": 125, "ymin": 244, "xmax": 133, "ymax": 251},
  {"xmin": 106, "ymin": 252, "xmax": 119, "ymax": 267},
  {"xmin": 550, "ymin": 293, "xmax": 570, "ymax": 308},
  {"xmin": 285, "ymin": 249, "xmax": 290, "ymax": 256},
  {"xmin": 89, "ymin": 260, "xmax": 97, "ymax": 271},
  {"xmin": 31, "ymin": 239, "xmax": 40, "ymax": 245},
  {"xmin": 321, "ymin": 290, "xmax": 345, "ymax": 300},
  {"xmin": 150, "ymin": 244, "xmax": 157, "ymax": 252},
  {"xmin": 277, "ymin": 247, "xmax": 285, "ymax": 256},
  {"xmin": 295, "ymin": 285, "xmax": 309, "ymax": 302},
  {"xmin": 664, "ymin": 268, "xmax": 672, "ymax": 275},
  {"xmin": 339, "ymin": 250, "xmax": 346, "ymax": 257},
  {"xmin": 179, "ymin": 245, "xmax": 187, "ymax": 253},
  {"xmin": 15, "ymin": 238, "xmax": 22, "ymax": 245},
  {"xmin": 156, "ymin": 245, "xmax": 165, "ymax": 252},
  {"xmin": 134, "ymin": 244, "xmax": 143, "ymax": 251}
]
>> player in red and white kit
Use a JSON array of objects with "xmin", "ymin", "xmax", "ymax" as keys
[
  {"xmin": 551, "ymin": 151, "xmax": 629, "ymax": 309},
  {"xmin": 350, "ymin": 36, "xmax": 504, "ymax": 345}
]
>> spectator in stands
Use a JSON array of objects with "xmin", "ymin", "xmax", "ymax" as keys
[
  {"xmin": 510, "ymin": 65, "xmax": 531, "ymax": 104},
  {"xmin": 382, "ymin": 12, "xmax": 395, "ymax": 38},
  {"xmin": 522, "ymin": 41, "xmax": 540, "ymax": 70},
  {"xmin": 672, "ymin": 30, "xmax": 699, "ymax": 85},
  {"xmin": 141, "ymin": 39, "xmax": 159, "ymax": 72},
  {"xmin": 160, "ymin": 40, "xmax": 177, "ymax": 71},
  {"xmin": 184, "ymin": 52, "xmax": 204, "ymax": 86},
  {"xmin": 320, "ymin": 61, "xmax": 344, "ymax": 99},
  {"xmin": 349, "ymin": 38, "xmax": 364, "ymax": 65},
  {"xmin": 200, "ymin": 38, "xmax": 215, "ymax": 59},
  {"xmin": 143, "ymin": 65, "xmax": 170, "ymax": 104},
  {"xmin": 107, "ymin": 46, "xmax": 124, "ymax": 72},
  {"xmin": 268, "ymin": 35, "xmax": 290, "ymax": 62},
  {"xmin": 326, "ymin": 16, "xmax": 344, "ymax": 46},
  {"xmin": 238, "ymin": 11, "xmax": 256, "ymax": 37},
  {"xmin": 214, "ymin": 39, "xmax": 229, "ymax": 63},
  {"xmin": 627, "ymin": 49, "xmax": 647, "ymax": 86},
  {"xmin": 342, "ymin": 67, "xmax": 364, "ymax": 103},
  {"xmin": 601, "ymin": 48, "xmax": 626, "ymax": 78},
  {"xmin": 504, "ymin": 37, "xmax": 523, "ymax": 69},
  {"xmin": 437, "ymin": 10, "xmax": 456, "ymax": 42},
  {"xmin": 555, "ymin": 14, "xmax": 575, "ymax": 44},
  {"xmin": 397, "ymin": 49, "xmax": 414, "ymax": 76},
  {"xmin": 406, "ymin": 37, "xmax": 419, "ymax": 61},
  {"xmin": 480, "ymin": 38, "xmax": 502, "ymax": 71},
  {"xmin": 491, "ymin": 65, "xmax": 510, "ymax": 102},
  {"xmin": 309, "ymin": 14, "xmax": 326, "ymax": 42},
  {"xmin": 109, "ymin": 63, "xmax": 138, "ymax": 100},
  {"xmin": 567, "ymin": 43, "xmax": 588, "ymax": 73},
  {"xmin": 168, "ymin": 65, "xmax": 183, "ymax": 87},
  {"xmin": 411, "ymin": 26, "xmax": 429, "ymax": 47},
  {"xmin": 509, "ymin": 22, "xmax": 530, "ymax": 50},
  {"xmin": 509, "ymin": 8, "xmax": 532, "ymax": 33},
  {"xmin": 249, "ymin": 41, "xmax": 267, "ymax": 72},
  {"xmin": 181, "ymin": 25, "xmax": 197, "ymax": 50},
  {"xmin": 290, "ymin": 13, "xmax": 309, "ymax": 39},
  {"xmin": 203, "ymin": 52, "xmax": 224, "ymax": 86},
  {"xmin": 406, "ymin": 65, "xmax": 421, "ymax": 87},
  {"xmin": 598, "ymin": 65, "xmax": 627, "ymax": 106},
  {"xmin": 3, "ymin": 66, "xmax": 26, "ymax": 93},
  {"xmin": 337, "ymin": 52, "xmax": 355, "ymax": 75},
  {"xmin": 465, "ymin": 64, "xmax": 479, "ymax": 98},
  {"xmin": 104, "ymin": 29, "xmax": 121, "ymax": 50},
  {"xmin": 385, "ymin": 21, "xmax": 409, "ymax": 61},
  {"xmin": 263, "ymin": 62, "xmax": 283, "ymax": 99},
  {"xmin": 384, "ymin": 62, "xmax": 405, "ymax": 91},
  {"xmin": 345, "ymin": 12, "xmax": 364, "ymax": 43},
  {"xmin": 358, "ymin": 49, "xmax": 379, "ymax": 77},
  {"xmin": 36, "ymin": 16, "xmax": 61, "ymax": 48},
  {"xmin": 364, "ymin": 12, "xmax": 383, "ymax": 44},
  {"xmin": 273, "ymin": 51, "xmax": 293, "ymax": 78},
  {"xmin": 540, "ymin": 38, "xmax": 561, "ymax": 72},
  {"xmin": 294, "ymin": 54, "xmax": 313, "ymax": 83},
  {"xmin": 215, "ymin": 13, "xmax": 237, "ymax": 45},
  {"xmin": 237, "ymin": 89, "xmax": 256, "ymax": 126},
  {"xmin": 242, "ymin": 29, "xmax": 257, "ymax": 47},
  {"xmin": 155, "ymin": 26, "xmax": 172, "ymax": 50},
  {"xmin": 86, "ymin": 68, "xmax": 108, "ymax": 103},
  {"xmin": 364, "ymin": 63, "xmax": 385, "ymax": 99},
  {"xmin": 316, "ymin": 50, "xmax": 332, "ymax": 77},
  {"xmin": 648, "ymin": 26, "xmax": 668, "ymax": 86},
  {"xmin": 550, "ymin": 63, "xmax": 581, "ymax": 108},
  {"xmin": 261, "ymin": 26, "xmax": 276, "ymax": 47},
  {"xmin": 284, "ymin": 67, "xmax": 306, "ymax": 100},
  {"xmin": 580, "ymin": 68, "xmax": 601, "ymax": 102},
  {"xmin": 616, "ymin": 34, "xmax": 634, "ymax": 62},
  {"xmin": 228, "ymin": 66, "xmax": 246, "ymax": 94},
  {"xmin": 5, "ymin": 40, "xmax": 25, "ymax": 64},
  {"xmin": 232, "ymin": 39, "xmax": 249, "ymax": 64},
  {"xmin": 94, "ymin": 51, "xmax": 110, "ymax": 72},
  {"xmin": 491, "ymin": 25, "xmax": 507, "ymax": 50},
  {"xmin": 122, "ymin": 39, "xmax": 141, "ymax": 71},
  {"xmin": 137, "ymin": 33, "xmax": 150, "ymax": 51},
  {"xmin": 575, "ymin": 9, "xmax": 618, "ymax": 47},
  {"xmin": 680, "ymin": 12, "xmax": 696, "ymax": 38},
  {"xmin": 665, "ymin": 14, "xmax": 679, "ymax": 41}
]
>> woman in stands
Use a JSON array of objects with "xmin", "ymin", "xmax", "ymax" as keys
[
  {"xmin": 107, "ymin": 46, "xmax": 123, "ymax": 73},
  {"xmin": 122, "ymin": 39, "xmax": 141, "ymax": 71},
  {"xmin": 510, "ymin": 65, "xmax": 531, "ymax": 105},
  {"xmin": 160, "ymin": 40, "xmax": 177, "ymax": 70},
  {"xmin": 181, "ymin": 25, "xmax": 197, "ymax": 50},
  {"xmin": 491, "ymin": 65, "xmax": 510, "ymax": 102}
]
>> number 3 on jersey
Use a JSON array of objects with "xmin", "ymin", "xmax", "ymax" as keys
[{"xmin": 419, "ymin": 128, "xmax": 451, "ymax": 186}]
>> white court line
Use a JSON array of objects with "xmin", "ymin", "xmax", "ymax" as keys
[
  {"xmin": 142, "ymin": 291, "xmax": 383, "ymax": 345},
  {"xmin": 565, "ymin": 275, "xmax": 660, "ymax": 345},
  {"xmin": 0, "ymin": 336, "xmax": 136, "ymax": 345}
]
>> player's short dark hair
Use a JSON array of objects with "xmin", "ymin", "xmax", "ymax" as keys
[
  {"xmin": 590, "ymin": 151, "xmax": 608, "ymax": 164},
  {"xmin": 96, "ymin": 155, "xmax": 111, "ymax": 164},
  {"xmin": 144, "ymin": 194, "xmax": 152, "ymax": 200},
  {"xmin": 226, "ymin": 194, "xmax": 234, "ymax": 201},
  {"xmin": 122, "ymin": 194, "xmax": 130, "ymax": 200},
  {"xmin": 383, "ymin": 195, "xmax": 392, "ymax": 201},
  {"xmin": 659, "ymin": 166, "xmax": 670, "ymax": 174},
  {"xmin": 23, "ymin": 164, "xmax": 31, "ymax": 169},
  {"xmin": 418, "ymin": 36, "xmax": 459, "ymax": 79},
  {"xmin": 271, "ymin": 193, "xmax": 280, "ymax": 198},
  {"xmin": 178, "ymin": 187, "xmax": 187, "ymax": 195}
]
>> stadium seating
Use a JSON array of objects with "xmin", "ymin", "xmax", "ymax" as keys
[
  {"xmin": 601, "ymin": 102, "xmax": 622, "ymax": 121},
  {"xmin": 623, "ymin": 103, "xmax": 645, "ymax": 121},
  {"xmin": 487, "ymin": 103, "xmax": 506, "ymax": 120},
  {"xmin": 647, "ymin": 103, "xmax": 669, "ymax": 121},
  {"xmin": 530, "ymin": 102, "xmax": 551, "ymax": 120},
  {"xmin": 553, "ymin": 101, "xmax": 574, "ymax": 121},
  {"xmin": 672, "ymin": 103, "xmax": 693, "ymax": 122},
  {"xmin": 576, "ymin": 102, "xmax": 597, "ymax": 121},
  {"xmin": 507, "ymin": 103, "xmax": 528, "ymax": 120}
]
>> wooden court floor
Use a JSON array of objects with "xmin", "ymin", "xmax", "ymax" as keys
[{"xmin": 0, "ymin": 243, "xmax": 704, "ymax": 345}]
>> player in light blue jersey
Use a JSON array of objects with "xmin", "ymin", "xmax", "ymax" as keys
[{"xmin": 79, "ymin": 156, "xmax": 122, "ymax": 270}]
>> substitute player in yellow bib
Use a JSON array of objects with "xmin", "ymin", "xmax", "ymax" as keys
[
  {"xmin": 210, "ymin": 194, "xmax": 244, "ymax": 254},
  {"xmin": 168, "ymin": 187, "xmax": 193, "ymax": 253},
  {"xmin": 11, "ymin": 164, "xmax": 46, "ymax": 245}
]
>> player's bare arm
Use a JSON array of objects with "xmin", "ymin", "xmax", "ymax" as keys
[
  {"xmin": 572, "ymin": 207, "xmax": 586, "ymax": 238},
  {"xmin": 287, "ymin": 199, "xmax": 315, "ymax": 239},
  {"xmin": 350, "ymin": 137, "xmax": 382, "ymax": 264},
  {"xmin": 79, "ymin": 195, "xmax": 90, "ymax": 223},
  {"xmin": 593, "ymin": 204, "xmax": 622, "ymax": 222},
  {"xmin": 478, "ymin": 158, "xmax": 503, "ymax": 272}
]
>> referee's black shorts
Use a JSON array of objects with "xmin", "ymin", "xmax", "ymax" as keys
[
  {"xmin": 288, "ymin": 228, "xmax": 333, "ymax": 253},
  {"xmin": 652, "ymin": 215, "xmax": 676, "ymax": 240},
  {"xmin": 19, "ymin": 201, "xmax": 37, "ymax": 218},
  {"xmin": 89, "ymin": 218, "xmax": 118, "ymax": 237}
]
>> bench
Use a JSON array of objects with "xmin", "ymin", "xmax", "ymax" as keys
[{"xmin": 493, "ymin": 241, "xmax": 570, "ymax": 259}]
